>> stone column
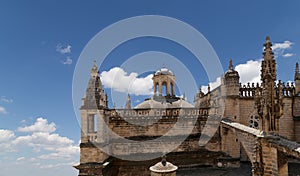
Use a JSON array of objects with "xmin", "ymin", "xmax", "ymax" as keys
[
  {"xmin": 97, "ymin": 110, "xmax": 106, "ymax": 143},
  {"xmin": 154, "ymin": 82, "xmax": 157, "ymax": 95},
  {"xmin": 159, "ymin": 82, "xmax": 162, "ymax": 96},
  {"xmin": 166, "ymin": 81, "xmax": 170, "ymax": 95},
  {"xmin": 80, "ymin": 110, "xmax": 89, "ymax": 143},
  {"xmin": 171, "ymin": 82, "xmax": 174, "ymax": 96}
]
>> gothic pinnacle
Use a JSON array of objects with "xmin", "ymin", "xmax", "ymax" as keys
[
  {"xmin": 295, "ymin": 62, "xmax": 300, "ymax": 80},
  {"xmin": 91, "ymin": 60, "xmax": 99, "ymax": 77},
  {"xmin": 229, "ymin": 58, "xmax": 233, "ymax": 70}
]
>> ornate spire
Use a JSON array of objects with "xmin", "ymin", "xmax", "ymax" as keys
[
  {"xmin": 125, "ymin": 94, "xmax": 132, "ymax": 109},
  {"xmin": 295, "ymin": 62, "xmax": 300, "ymax": 80},
  {"xmin": 91, "ymin": 60, "xmax": 99, "ymax": 78},
  {"xmin": 261, "ymin": 36, "xmax": 276, "ymax": 82},
  {"xmin": 263, "ymin": 36, "xmax": 274, "ymax": 61},
  {"xmin": 81, "ymin": 60, "xmax": 106, "ymax": 110},
  {"xmin": 259, "ymin": 36, "xmax": 280, "ymax": 133}
]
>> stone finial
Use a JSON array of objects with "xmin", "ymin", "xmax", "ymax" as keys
[
  {"xmin": 263, "ymin": 36, "xmax": 274, "ymax": 61},
  {"xmin": 91, "ymin": 60, "xmax": 99, "ymax": 77},
  {"xmin": 162, "ymin": 155, "xmax": 167, "ymax": 166},
  {"xmin": 229, "ymin": 58, "xmax": 233, "ymax": 70}
]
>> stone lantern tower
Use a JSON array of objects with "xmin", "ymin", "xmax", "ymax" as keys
[{"xmin": 152, "ymin": 66, "xmax": 175, "ymax": 97}]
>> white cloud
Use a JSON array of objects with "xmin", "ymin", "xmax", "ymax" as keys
[
  {"xmin": 56, "ymin": 44, "xmax": 71, "ymax": 54},
  {"xmin": 16, "ymin": 157, "xmax": 25, "ymax": 161},
  {"xmin": 201, "ymin": 77, "xmax": 222, "ymax": 94},
  {"xmin": 12, "ymin": 117, "xmax": 79, "ymax": 161},
  {"xmin": 13, "ymin": 132, "xmax": 73, "ymax": 148},
  {"xmin": 272, "ymin": 41, "xmax": 293, "ymax": 50},
  {"xmin": 38, "ymin": 145, "xmax": 79, "ymax": 160},
  {"xmin": 272, "ymin": 41, "xmax": 294, "ymax": 58},
  {"xmin": 0, "ymin": 129, "xmax": 15, "ymax": 142},
  {"xmin": 235, "ymin": 59, "xmax": 261, "ymax": 84},
  {"xmin": 0, "ymin": 129, "xmax": 15, "ymax": 152},
  {"xmin": 12, "ymin": 132, "xmax": 79, "ymax": 160},
  {"xmin": 1, "ymin": 96, "xmax": 13, "ymax": 103},
  {"xmin": 282, "ymin": 53, "xmax": 294, "ymax": 58},
  {"xmin": 18, "ymin": 117, "xmax": 56, "ymax": 133},
  {"xmin": 0, "ymin": 118, "xmax": 79, "ymax": 176},
  {"xmin": 101, "ymin": 67, "xmax": 153, "ymax": 95},
  {"xmin": 0, "ymin": 106, "xmax": 8, "ymax": 114},
  {"xmin": 61, "ymin": 56, "xmax": 72, "ymax": 65}
]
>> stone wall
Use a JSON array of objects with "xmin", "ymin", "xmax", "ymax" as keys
[
  {"xmin": 279, "ymin": 98, "xmax": 294, "ymax": 140},
  {"xmin": 261, "ymin": 140, "xmax": 279, "ymax": 176},
  {"xmin": 80, "ymin": 143, "xmax": 109, "ymax": 163},
  {"xmin": 237, "ymin": 98, "xmax": 256, "ymax": 126},
  {"xmin": 221, "ymin": 126, "xmax": 240, "ymax": 158},
  {"xmin": 108, "ymin": 109, "xmax": 208, "ymax": 138}
]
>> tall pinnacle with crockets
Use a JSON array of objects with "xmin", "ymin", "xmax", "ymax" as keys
[{"xmin": 259, "ymin": 36, "xmax": 282, "ymax": 133}]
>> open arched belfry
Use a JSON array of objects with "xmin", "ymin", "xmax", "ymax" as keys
[{"xmin": 152, "ymin": 66, "xmax": 175, "ymax": 96}]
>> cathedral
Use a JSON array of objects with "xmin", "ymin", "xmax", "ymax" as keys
[{"xmin": 74, "ymin": 37, "xmax": 300, "ymax": 176}]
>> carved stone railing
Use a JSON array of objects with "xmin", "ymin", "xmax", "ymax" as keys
[
  {"xmin": 239, "ymin": 82, "xmax": 260, "ymax": 98},
  {"xmin": 239, "ymin": 81, "xmax": 296, "ymax": 98},
  {"xmin": 275, "ymin": 81, "xmax": 295, "ymax": 97},
  {"xmin": 108, "ymin": 108, "xmax": 210, "ymax": 120}
]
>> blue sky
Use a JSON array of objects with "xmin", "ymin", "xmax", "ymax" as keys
[{"xmin": 0, "ymin": 1, "xmax": 300, "ymax": 175}]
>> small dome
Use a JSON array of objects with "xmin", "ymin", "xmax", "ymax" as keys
[
  {"xmin": 135, "ymin": 98, "xmax": 193, "ymax": 109},
  {"xmin": 224, "ymin": 59, "xmax": 239, "ymax": 78},
  {"xmin": 224, "ymin": 69, "xmax": 239, "ymax": 77},
  {"xmin": 155, "ymin": 67, "xmax": 174, "ymax": 76}
]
